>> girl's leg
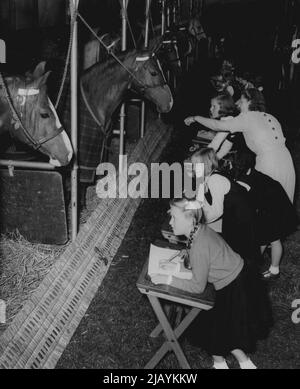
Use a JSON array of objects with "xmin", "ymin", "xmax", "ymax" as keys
[
  {"xmin": 260, "ymin": 245, "xmax": 267, "ymax": 254},
  {"xmin": 270, "ymin": 239, "xmax": 282, "ymax": 270},
  {"xmin": 262, "ymin": 240, "xmax": 282, "ymax": 279},
  {"xmin": 231, "ymin": 349, "xmax": 257, "ymax": 369},
  {"xmin": 212, "ymin": 355, "xmax": 229, "ymax": 369}
]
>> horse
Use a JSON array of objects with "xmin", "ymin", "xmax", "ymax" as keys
[
  {"xmin": 163, "ymin": 26, "xmax": 196, "ymax": 74},
  {"xmin": 0, "ymin": 62, "xmax": 73, "ymax": 166},
  {"xmin": 60, "ymin": 46, "xmax": 173, "ymax": 204}
]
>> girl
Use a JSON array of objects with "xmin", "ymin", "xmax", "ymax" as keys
[
  {"xmin": 184, "ymin": 88, "xmax": 296, "ymax": 203},
  {"xmin": 151, "ymin": 197, "xmax": 272, "ymax": 369},
  {"xmin": 208, "ymin": 93, "xmax": 250, "ymax": 162},
  {"xmin": 234, "ymin": 152, "xmax": 298, "ymax": 279},
  {"xmin": 189, "ymin": 147, "xmax": 260, "ymax": 267}
]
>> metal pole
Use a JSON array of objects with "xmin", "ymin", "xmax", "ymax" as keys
[
  {"xmin": 140, "ymin": 0, "xmax": 152, "ymax": 138},
  {"xmin": 0, "ymin": 160, "xmax": 55, "ymax": 170},
  {"xmin": 166, "ymin": 1, "xmax": 170, "ymax": 30},
  {"xmin": 189, "ymin": 0, "xmax": 194, "ymax": 18},
  {"xmin": 161, "ymin": 0, "xmax": 166, "ymax": 35},
  {"xmin": 70, "ymin": 0, "xmax": 78, "ymax": 241},
  {"xmin": 119, "ymin": 0, "xmax": 128, "ymax": 172},
  {"xmin": 177, "ymin": 0, "xmax": 181, "ymax": 24},
  {"xmin": 172, "ymin": 0, "xmax": 176, "ymax": 25}
]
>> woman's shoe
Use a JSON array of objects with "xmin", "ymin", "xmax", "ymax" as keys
[
  {"xmin": 261, "ymin": 270, "xmax": 280, "ymax": 280},
  {"xmin": 213, "ymin": 360, "xmax": 229, "ymax": 369},
  {"xmin": 239, "ymin": 359, "xmax": 257, "ymax": 369}
]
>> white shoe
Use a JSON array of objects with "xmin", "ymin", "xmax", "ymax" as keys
[
  {"xmin": 213, "ymin": 360, "xmax": 229, "ymax": 369},
  {"xmin": 239, "ymin": 358, "xmax": 257, "ymax": 369}
]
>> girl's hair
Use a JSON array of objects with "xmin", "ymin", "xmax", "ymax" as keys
[
  {"xmin": 169, "ymin": 197, "xmax": 203, "ymax": 225},
  {"xmin": 190, "ymin": 147, "xmax": 219, "ymax": 176},
  {"xmin": 211, "ymin": 93, "xmax": 239, "ymax": 119},
  {"xmin": 233, "ymin": 151, "xmax": 256, "ymax": 181},
  {"xmin": 241, "ymin": 88, "xmax": 266, "ymax": 112}
]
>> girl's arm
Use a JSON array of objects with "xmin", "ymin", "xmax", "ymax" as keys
[
  {"xmin": 216, "ymin": 139, "xmax": 233, "ymax": 159},
  {"xmin": 184, "ymin": 113, "xmax": 248, "ymax": 133},
  {"xmin": 170, "ymin": 241, "xmax": 210, "ymax": 294},
  {"xmin": 203, "ymin": 175, "xmax": 230, "ymax": 223},
  {"xmin": 208, "ymin": 132, "xmax": 229, "ymax": 152}
]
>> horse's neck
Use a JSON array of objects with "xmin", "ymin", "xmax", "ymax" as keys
[{"xmin": 81, "ymin": 56, "xmax": 133, "ymax": 129}]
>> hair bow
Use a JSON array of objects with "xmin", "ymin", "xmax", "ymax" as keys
[{"xmin": 185, "ymin": 200, "xmax": 203, "ymax": 210}]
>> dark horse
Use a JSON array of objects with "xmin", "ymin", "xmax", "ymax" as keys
[
  {"xmin": 0, "ymin": 62, "xmax": 73, "ymax": 166},
  {"xmin": 61, "ymin": 47, "xmax": 173, "ymax": 190}
]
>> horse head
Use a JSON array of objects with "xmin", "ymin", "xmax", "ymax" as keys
[
  {"xmin": 5, "ymin": 62, "xmax": 73, "ymax": 166},
  {"xmin": 128, "ymin": 49, "xmax": 173, "ymax": 113},
  {"xmin": 188, "ymin": 17, "xmax": 207, "ymax": 42},
  {"xmin": 156, "ymin": 33, "xmax": 183, "ymax": 77}
]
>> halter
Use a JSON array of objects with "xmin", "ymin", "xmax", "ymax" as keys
[{"xmin": 0, "ymin": 73, "xmax": 63, "ymax": 150}]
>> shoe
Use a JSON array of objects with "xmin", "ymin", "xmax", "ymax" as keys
[
  {"xmin": 213, "ymin": 360, "xmax": 229, "ymax": 369},
  {"xmin": 239, "ymin": 358, "xmax": 257, "ymax": 369},
  {"xmin": 261, "ymin": 270, "xmax": 280, "ymax": 280}
]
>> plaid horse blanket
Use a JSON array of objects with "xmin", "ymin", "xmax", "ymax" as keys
[{"xmin": 56, "ymin": 72, "xmax": 108, "ymax": 184}]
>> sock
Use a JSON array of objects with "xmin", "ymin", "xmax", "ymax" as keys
[
  {"xmin": 213, "ymin": 360, "xmax": 229, "ymax": 369},
  {"xmin": 269, "ymin": 265, "xmax": 280, "ymax": 275},
  {"xmin": 239, "ymin": 358, "xmax": 257, "ymax": 369}
]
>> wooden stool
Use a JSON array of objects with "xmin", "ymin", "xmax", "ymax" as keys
[{"xmin": 137, "ymin": 241, "xmax": 215, "ymax": 369}]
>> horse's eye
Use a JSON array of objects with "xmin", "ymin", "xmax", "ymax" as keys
[
  {"xmin": 40, "ymin": 113, "xmax": 50, "ymax": 119},
  {"xmin": 150, "ymin": 71, "xmax": 158, "ymax": 77}
]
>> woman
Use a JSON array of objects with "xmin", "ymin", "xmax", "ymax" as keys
[
  {"xmin": 189, "ymin": 148, "xmax": 260, "ymax": 267},
  {"xmin": 234, "ymin": 152, "xmax": 298, "ymax": 279},
  {"xmin": 184, "ymin": 88, "xmax": 296, "ymax": 203},
  {"xmin": 151, "ymin": 197, "xmax": 272, "ymax": 369}
]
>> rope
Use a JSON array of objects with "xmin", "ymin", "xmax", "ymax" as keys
[{"xmin": 54, "ymin": 0, "xmax": 77, "ymax": 109}]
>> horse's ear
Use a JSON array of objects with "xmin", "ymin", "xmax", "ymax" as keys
[
  {"xmin": 34, "ymin": 71, "xmax": 52, "ymax": 87},
  {"xmin": 32, "ymin": 61, "xmax": 47, "ymax": 79}
]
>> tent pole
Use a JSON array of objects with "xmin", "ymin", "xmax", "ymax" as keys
[{"xmin": 70, "ymin": 0, "xmax": 79, "ymax": 241}]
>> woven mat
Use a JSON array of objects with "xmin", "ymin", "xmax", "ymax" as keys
[{"xmin": 0, "ymin": 118, "xmax": 172, "ymax": 369}]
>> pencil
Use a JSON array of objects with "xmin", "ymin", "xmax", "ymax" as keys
[{"xmin": 168, "ymin": 251, "xmax": 180, "ymax": 262}]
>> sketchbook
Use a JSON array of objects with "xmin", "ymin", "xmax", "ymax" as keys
[{"xmin": 148, "ymin": 244, "xmax": 193, "ymax": 281}]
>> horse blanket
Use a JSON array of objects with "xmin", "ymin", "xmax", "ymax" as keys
[{"xmin": 57, "ymin": 71, "xmax": 108, "ymax": 184}]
